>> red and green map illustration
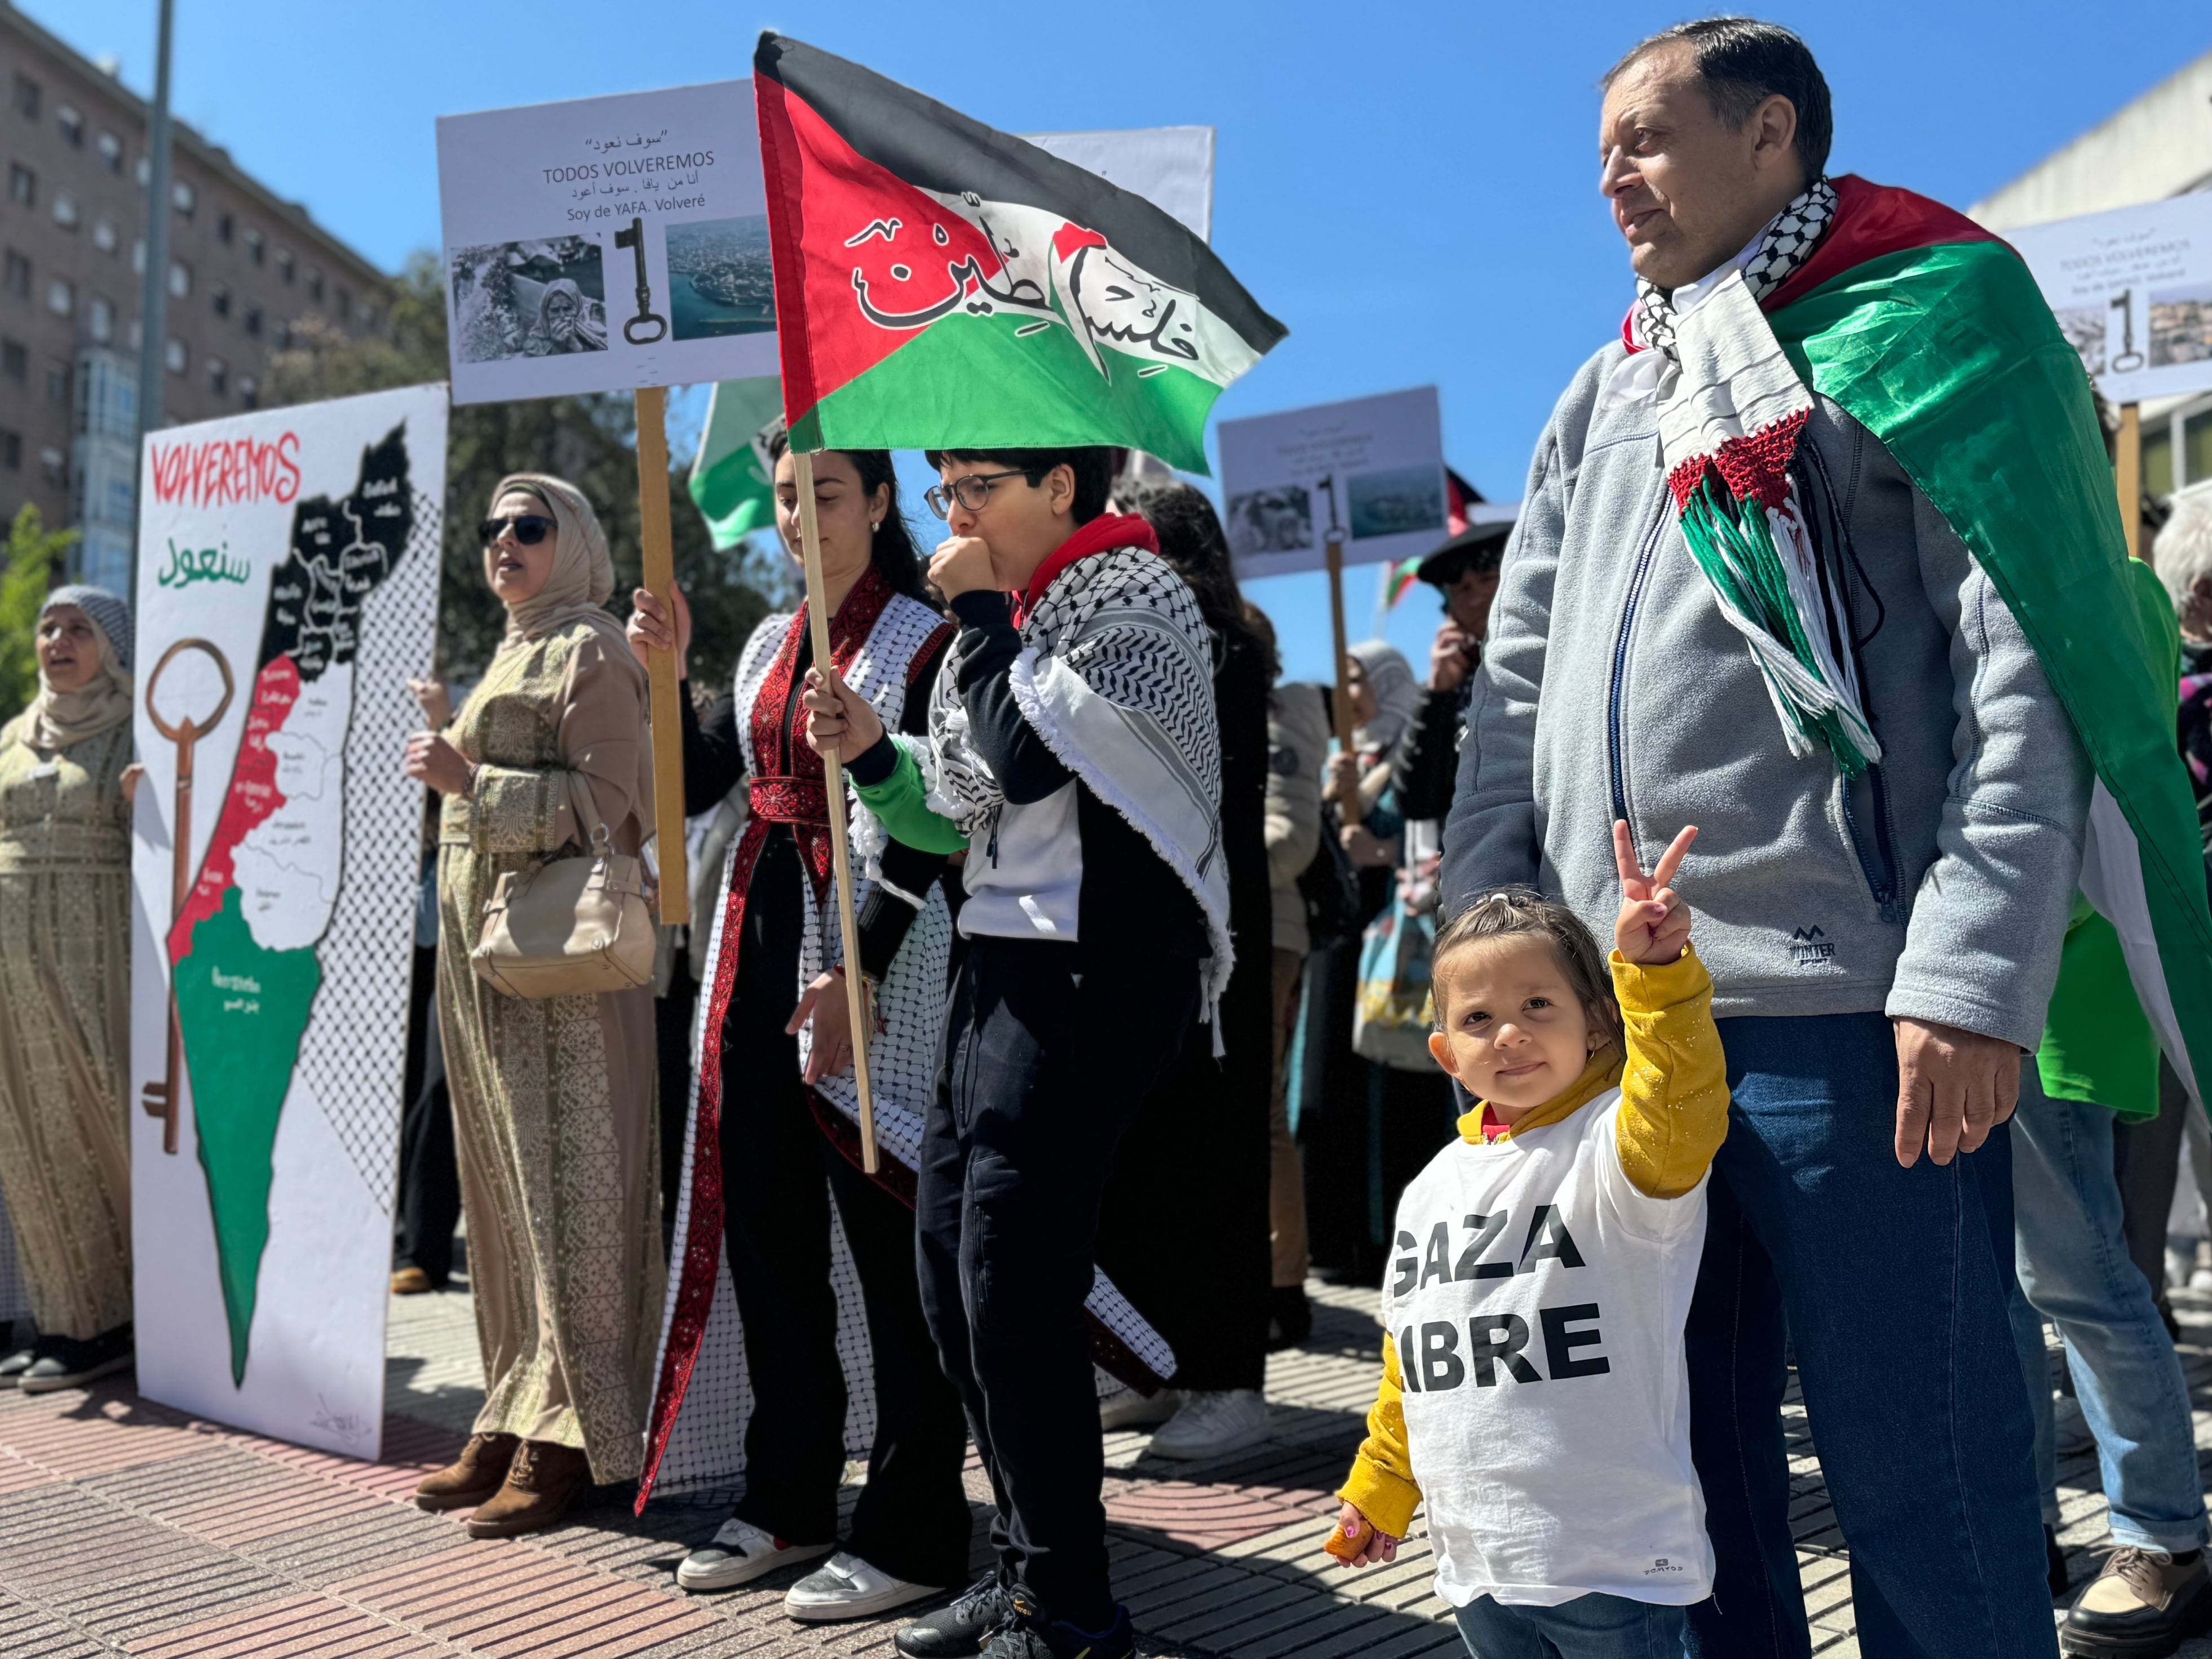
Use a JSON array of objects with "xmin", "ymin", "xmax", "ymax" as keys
[{"xmin": 166, "ymin": 425, "xmax": 414, "ymax": 1384}]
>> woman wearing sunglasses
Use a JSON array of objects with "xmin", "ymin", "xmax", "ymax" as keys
[
  {"xmin": 403, "ymin": 475, "xmax": 663, "ymax": 1537},
  {"xmin": 629, "ymin": 432, "xmax": 972, "ymax": 1623}
]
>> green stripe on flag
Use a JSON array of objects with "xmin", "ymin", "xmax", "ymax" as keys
[
  {"xmin": 1772, "ymin": 239, "xmax": 2212, "ymax": 1099},
  {"xmin": 789, "ymin": 310, "xmax": 1225, "ymax": 474},
  {"xmin": 688, "ymin": 377, "xmax": 784, "ymax": 550}
]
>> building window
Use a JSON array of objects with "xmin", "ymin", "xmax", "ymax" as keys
[
  {"xmin": 132, "ymin": 238, "xmax": 144, "ymax": 274},
  {"xmin": 0, "ymin": 430, "xmax": 18, "ymax": 471},
  {"xmin": 165, "ymin": 338, "xmax": 187, "ymax": 374},
  {"xmin": 45, "ymin": 278, "xmax": 71, "ymax": 317},
  {"xmin": 207, "ymin": 357, "xmax": 227, "ymax": 396},
  {"xmin": 92, "ymin": 216, "xmax": 117, "ymax": 254},
  {"xmin": 306, "ymin": 267, "xmax": 324, "ymax": 302},
  {"xmin": 168, "ymin": 260, "xmax": 191, "ymax": 299},
  {"xmin": 245, "ymin": 227, "xmax": 264, "ymax": 265},
  {"xmin": 172, "ymin": 180, "xmax": 194, "ymax": 217},
  {"xmin": 56, "ymin": 104, "xmax": 81, "ymax": 147},
  {"xmin": 96, "ymin": 130, "xmax": 122, "ymax": 173},
  {"xmin": 87, "ymin": 296, "xmax": 113, "ymax": 344},
  {"xmin": 0, "ymin": 339, "xmax": 21, "ymax": 379},
  {"xmin": 237, "ymin": 373, "xmax": 258, "ymax": 410},
  {"xmin": 51, "ymin": 189, "xmax": 77, "ymax": 229},
  {"xmin": 276, "ymin": 249, "xmax": 295, "ymax": 284},
  {"xmin": 211, "ymin": 283, "xmax": 230, "ymax": 319},
  {"xmin": 39, "ymin": 446, "xmax": 64, "ymax": 485},
  {"xmin": 3, "ymin": 250, "xmax": 28, "ymax": 298},
  {"xmin": 45, "ymin": 361, "xmax": 65, "ymax": 402},
  {"xmin": 243, "ymin": 304, "xmax": 263, "ymax": 338},
  {"xmin": 135, "ymin": 153, "xmax": 148, "ymax": 186},
  {"xmin": 216, "ymin": 211, "xmax": 232, "ymax": 244},
  {"xmin": 12, "ymin": 75, "xmax": 38, "ymax": 120},
  {"xmin": 7, "ymin": 163, "xmax": 33, "ymax": 207}
]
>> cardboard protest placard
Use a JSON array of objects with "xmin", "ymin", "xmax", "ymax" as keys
[
  {"xmin": 2009, "ymin": 194, "xmax": 2212, "ymax": 407},
  {"xmin": 1219, "ymin": 387, "xmax": 1449, "ymax": 582},
  {"xmin": 436, "ymin": 81, "xmax": 775, "ymax": 406},
  {"xmin": 130, "ymin": 384, "xmax": 446, "ymax": 1457}
]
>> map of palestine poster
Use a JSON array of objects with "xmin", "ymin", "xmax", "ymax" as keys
[{"xmin": 129, "ymin": 384, "xmax": 446, "ymax": 1457}]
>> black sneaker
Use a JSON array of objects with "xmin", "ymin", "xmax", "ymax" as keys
[
  {"xmin": 897, "ymin": 1573, "xmax": 1016, "ymax": 1658},
  {"xmin": 2062, "ymin": 1546, "xmax": 2212, "ymax": 1656},
  {"xmin": 977, "ymin": 1590, "xmax": 1134, "ymax": 1659},
  {"xmin": 17, "ymin": 1325, "xmax": 133, "ymax": 1395}
]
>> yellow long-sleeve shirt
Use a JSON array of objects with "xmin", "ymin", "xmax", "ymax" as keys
[{"xmin": 1337, "ymin": 947, "xmax": 1729, "ymax": 1543}]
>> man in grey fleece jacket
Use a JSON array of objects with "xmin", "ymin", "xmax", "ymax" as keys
[{"xmin": 1443, "ymin": 21, "xmax": 2082, "ymax": 1659}]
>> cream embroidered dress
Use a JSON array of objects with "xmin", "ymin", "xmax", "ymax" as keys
[
  {"xmin": 436, "ymin": 622, "xmax": 662, "ymax": 1481},
  {"xmin": 0, "ymin": 716, "xmax": 134, "ymax": 1341}
]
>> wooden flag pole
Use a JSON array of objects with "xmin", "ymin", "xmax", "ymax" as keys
[
  {"xmin": 2117, "ymin": 402, "xmax": 2143, "ymax": 561},
  {"xmin": 793, "ymin": 449, "xmax": 880, "ymax": 1174},
  {"xmin": 632, "ymin": 386, "xmax": 688, "ymax": 923},
  {"xmin": 1324, "ymin": 528, "xmax": 1355, "ymax": 791}
]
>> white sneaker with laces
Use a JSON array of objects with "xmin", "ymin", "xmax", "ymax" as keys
[
  {"xmin": 1099, "ymin": 1387, "xmax": 1179, "ymax": 1431},
  {"xmin": 1147, "ymin": 1388, "xmax": 1271, "ymax": 1461},
  {"xmin": 784, "ymin": 1551, "xmax": 940, "ymax": 1622},
  {"xmin": 676, "ymin": 1517, "xmax": 833, "ymax": 1592}
]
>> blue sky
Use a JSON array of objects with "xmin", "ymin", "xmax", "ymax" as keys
[{"xmin": 39, "ymin": 0, "xmax": 2212, "ymax": 679}]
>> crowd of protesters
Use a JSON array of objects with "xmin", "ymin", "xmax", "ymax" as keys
[{"xmin": 11, "ymin": 16, "xmax": 2212, "ymax": 1659}]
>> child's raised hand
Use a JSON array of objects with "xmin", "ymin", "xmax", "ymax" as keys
[
  {"xmin": 1613, "ymin": 820, "xmax": 1696, "ymax": 965},
  {"xmin": 1324, "ymin": 1502, "xmax": 1398, "ymax": 1568}
]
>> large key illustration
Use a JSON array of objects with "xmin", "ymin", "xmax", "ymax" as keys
[
  {"xmin": 141, "ymin": 638, "xmax": 235, "ymax": 1155},
  {"xmin": 613, "ymin": 216, "xmax": 669, "ymax": 344}
]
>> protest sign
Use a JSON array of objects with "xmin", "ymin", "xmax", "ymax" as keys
[
  {"xmin": 130, "ymin": 384, "xmax": 446, "ymax": 1457},
  {"xmin": 435, "ymin": 80, "xmax": 775, "ymax": 406},
  {"xmin": 2009, "ymin": 193, "xmax": 2212, "ymax": 408},
  {"xmin": 1219, "ymin": 387, "xmax": 1448, "ymax": 582},
  {"xmin": 1025, "ymin": 126, "xmax": 1215, "ymax": 241}
]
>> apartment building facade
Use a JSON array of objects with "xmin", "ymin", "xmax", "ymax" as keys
[{"xmin": 0, "ymin": 1, "xmax": 387, "ymax": 590}]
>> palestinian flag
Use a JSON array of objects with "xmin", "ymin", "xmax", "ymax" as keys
[
  {"xmin": 686, "ymin": 376, "xmax": 783, "ymax": 548},
  {"xmin": 1666, "ymin": 174, "xmax": 2212, "ymax": 1105},
  {"xmin": 752, "ymin": 33, "xmax": 1286, "ymax": 472}
]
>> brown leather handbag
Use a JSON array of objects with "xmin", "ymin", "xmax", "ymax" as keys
[{"xmin": 470, "ymin": 822, "xmax": 656, "ymax": 999}]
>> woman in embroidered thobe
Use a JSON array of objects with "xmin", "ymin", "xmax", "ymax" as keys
[
  {"xmin": 0, "ymin": 587, "xmax": 138, "ymax": 1395},
  {"xmin": 629, "ymin": 433, "xmax": 972, "ymax": 1623},
  {"xmin": 406, "ymin": 475, "xmax": 661, "ymax": 1537}
]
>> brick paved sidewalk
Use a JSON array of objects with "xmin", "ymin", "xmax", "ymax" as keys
[{"xmin": 8, "ymin": 1278, "xmax": 2212, "ymax": 1657}]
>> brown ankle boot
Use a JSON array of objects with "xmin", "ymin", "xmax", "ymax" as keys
[
  {"xmin": 463, "ymin": 1440, "xmax": 592, "ymax": 1538},
  {"xmin": 413, "ymin": 1433, "xmax": 519, "ymax": 1513}
]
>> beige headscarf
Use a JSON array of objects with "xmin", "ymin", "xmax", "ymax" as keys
[
  {"xmin": 29, "ymin": 587, "xmax": 135, "ymax": 750},
  {"xmin": 484, "ymin": 473, "xmax": 652, "ymax": 842}
]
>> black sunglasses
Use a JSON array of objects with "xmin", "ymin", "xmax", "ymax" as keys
[{"xmin": 479, "ymin": 514, "xmax": 555, "ymax": 547}]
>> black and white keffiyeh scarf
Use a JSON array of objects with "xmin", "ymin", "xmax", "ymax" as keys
[
  {"xmin": 921, "ymin": 522, "xmax": 1236, "ymax": 1015},
  {"xmin": 1632, "ymin": 178, "xmax": 1837, "ymax": 363}
]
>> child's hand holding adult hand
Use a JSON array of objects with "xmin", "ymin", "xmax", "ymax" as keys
[
  {"xmin": 1613, "ymin": 819, "xmax": 1696, "ymax": 965},
  {"xmin": 929, "ymin": 536, "xmax": 996, "ymax": 599},
  {"xmin": 1325, "ymin": 1502, "xmax": 1397, "ymax": 1568}
]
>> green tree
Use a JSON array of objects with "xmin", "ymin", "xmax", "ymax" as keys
[
  {"xmin": 266, "ymin": 251, "xmax": 784, "ymax": 688},
  {"xmin": 0, "ymin": 504, "xmax": 79, "ymax": 725}
]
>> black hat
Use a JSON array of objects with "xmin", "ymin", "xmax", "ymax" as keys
[{"xmin": 1415, "ymin": 503, "xmax": 1516, "ymax": 588}]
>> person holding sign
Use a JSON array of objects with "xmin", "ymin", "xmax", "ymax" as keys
[
  {"xmin": 631, "ymin": 432, "xmax": 973, "ymax": 1622},
  {"xmin": 0, "ymin": 587, "xmax": 138, "ymax": 1394},
  {"xmin": 1330, "ymin": 826, "xmax": 1726, "ymax": 1659},
  {"xmin": 406, "ymin": 477, "xmax": 662, "ymax": 1537}
]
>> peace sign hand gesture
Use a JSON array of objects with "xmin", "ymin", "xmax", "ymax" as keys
[{"xmin": 1613, "ymin": 820, "xmax": 1697, "ymax": 966}]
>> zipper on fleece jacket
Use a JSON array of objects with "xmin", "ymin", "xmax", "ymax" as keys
[{"xmin": 1607, "ymin": 498, "xmax": 1671, "ymax": 836}]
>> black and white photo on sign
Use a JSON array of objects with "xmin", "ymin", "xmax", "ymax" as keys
[
  {"xmin": 450, "ymin": 237, "xmax": 610, "ymax": 363},
  {"xmin": 1226, "ymin": 484, "xmax": 1313, "ymax": 559}
]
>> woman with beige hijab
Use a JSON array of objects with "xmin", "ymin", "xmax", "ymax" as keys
[
  {"xmin": 404, "ymin": 476, "xmax": 662, "ymax": 1536},
  {"xmin": 0, "ymin": 587, "xmax": 138, "ymax": 1395}
]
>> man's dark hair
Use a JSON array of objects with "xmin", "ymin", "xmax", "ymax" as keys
[
  {"xmin": 1605, "ymin": 17, "xmax": 1833, "ymax": 182},
  {"xmin": 923, "ymin": 446, "xmax": 1115, "ymax": 525}
]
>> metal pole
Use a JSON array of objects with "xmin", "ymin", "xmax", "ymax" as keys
[{"xmin": 131, "ymin": 0, "xmax": 176, "ymax": 599}]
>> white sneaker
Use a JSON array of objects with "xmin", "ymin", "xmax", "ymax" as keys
[
  {"xmin": 1099, "ymin": 1387, "xmax": 1179, "ymax": 1431},
  {"xmin": 784, "ymin": 1551, "xmax": 940, "ymax": 1622},
  {"xmin": 676, "ymin": 1518, "xmax": 833, "ymax": 1592},
  {"xmin": 1147, "ymin": 1389, "xmax": 1271, "ymax": 1461}
]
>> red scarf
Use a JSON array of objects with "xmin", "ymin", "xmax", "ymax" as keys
[{"xmin": 1012, "ymin": 512, "xmax": 1160, "ymax": 627}]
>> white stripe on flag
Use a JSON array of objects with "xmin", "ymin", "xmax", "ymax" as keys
[{"xmin": 2082, "ymin": 781, "xmax": 2201, "ymax": 1108}]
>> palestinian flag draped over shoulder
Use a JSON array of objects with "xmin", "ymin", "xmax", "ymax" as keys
[
  {"xmin": 751, "ymin": 33, "xmax": 1285, "ymax": 471},
  {"xmin": 1678, "ymin": 174, "xmax": 2212, "ymax": 1103}
]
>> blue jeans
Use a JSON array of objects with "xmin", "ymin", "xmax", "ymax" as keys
[
  {"xmin": 2006, "ymin": 1065, "xmax": 2209, "ymax": 1552},
  {"xmin": 1684, "ymin": 1014, "xmax": 2055, "ymax": 1659},
  {"xmin": 1454, "ymin": 1593, "xmax": 1688, "ymax": 1658}
]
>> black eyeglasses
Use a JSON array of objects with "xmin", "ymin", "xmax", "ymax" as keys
[
  {"xmin": 923, "ymin": 469, "xmax": 1039, "ymax": 520},
  {"xmin": 479, "ymin": 514, "xmax": 555, "ymax": 547}
]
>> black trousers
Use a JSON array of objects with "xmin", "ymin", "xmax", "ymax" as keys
[
  {"xmin": 394, "ymin": 944, "xmax": 460, "ymax": 1283},
  {"xmin": 916, "ymin": 936, "xmax": 1198, "ymax": 1626},
  {"xmin": 719, "ymin": 830, "xmax": 972, "ymax": 1590},
  {"xmin": 656, "ymin": 954, "xmax": 698, "ymax": 1254}
]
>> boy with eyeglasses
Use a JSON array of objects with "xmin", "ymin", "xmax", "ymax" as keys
[{"xmin": 804, "ymin": 446, "xmax": 1229, "ymax": 1659}]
